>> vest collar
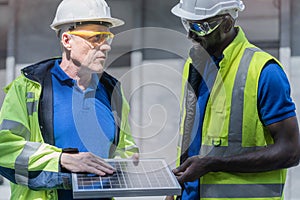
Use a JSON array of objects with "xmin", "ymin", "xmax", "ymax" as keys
[{"xmin": 219, "ymin": 27, "xmax": 251, "ymax": 69}]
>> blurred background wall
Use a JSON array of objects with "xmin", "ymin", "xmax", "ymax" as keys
[{"xmin": 0, "ymin": 0, "xmax": 300, "ymax": 199}]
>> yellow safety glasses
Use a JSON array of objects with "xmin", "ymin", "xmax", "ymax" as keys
[{"xmin": 67, "ymin": 31, "xmax": 115, "ymax": 47}]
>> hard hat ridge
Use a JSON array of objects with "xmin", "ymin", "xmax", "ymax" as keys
[{"xmin": 171, "ymin": 0, "xmax": 245, "ymax": 20}]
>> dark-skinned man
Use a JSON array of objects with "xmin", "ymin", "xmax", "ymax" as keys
[{"xmin": 167, "ymin": 0, "xmax": 300, "ymax": 199}]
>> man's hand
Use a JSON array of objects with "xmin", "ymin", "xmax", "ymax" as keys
[
  {"xmin": 173, "ymin": 155, "xmax": 209, "ymax": 184},
  {"xmin": 131, "ymin": 153, "xmax": 139, "ymax": 166},
  {"xmin": 60, "ymin": 152, "xmax": 115, "ymax": 176}
]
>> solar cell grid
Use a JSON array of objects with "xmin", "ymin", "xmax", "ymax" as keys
[{"xmin": 72, "ymin": 159, "xmax": 181, "ymax": 199}]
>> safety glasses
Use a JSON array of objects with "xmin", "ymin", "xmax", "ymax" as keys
[
  {"xmin": 182, "ymin": 15, "xmax": 225, "ymax": 37},
  {"xmin": 67, "ymin": 31, "xmax": 114, "ymax": 47}
]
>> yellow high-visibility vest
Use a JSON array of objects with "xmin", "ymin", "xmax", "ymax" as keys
[
  {"xmin": 0, "ymin": 58, "xmax": 138, "ymax": 200},
  {"xmin": 179, "ymin": 27, "xmax": 286, "ymax": 199}
]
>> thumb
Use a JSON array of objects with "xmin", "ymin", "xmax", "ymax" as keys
[{"xmin": 173, "ymin": 159, "xmax": 190, "ymax": 175}]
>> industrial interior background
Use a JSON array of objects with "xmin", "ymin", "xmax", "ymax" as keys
[{"xmin": 0, "ymin": 0, "xmax": 300, "ymax": 199}]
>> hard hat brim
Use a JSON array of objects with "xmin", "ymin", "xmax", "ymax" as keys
[{"xmin": 50, "ymin": 17, "xmax": 124, "ymax": 31}]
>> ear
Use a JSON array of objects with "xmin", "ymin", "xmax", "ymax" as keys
[
  {"xmin": 222, "ymin": 16, "xmax": 234, "ymax": 33},
  {"xmin": 61, "ymin": 32, "xmax": 72, "ymax": 50}
]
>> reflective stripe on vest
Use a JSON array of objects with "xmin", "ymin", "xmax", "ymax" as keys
[
  {"xmin": 201, "ymin": 47, "xmax": 261, "ymax": 157},
  {"xmin": 0, "ymin": 119, "xmax": 31, "ymax": 141},
  {"xmin": 15, "ymin": 142, "xmax": 41, "ymax": 185},
  {"xmin": 200, "ymin": 48, "xmax": 284, "ymax": 198},
  {"xmin": 200, "ymin": 183, "xmax": 284, "ymax": 198},
  {"xmin": 26, "ymin": 92, "xmax": 38, "ymax": 116}
]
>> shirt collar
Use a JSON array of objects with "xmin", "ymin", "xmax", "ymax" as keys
[
  {"xmin": 51, "ymin": 60, "xmax": 102, "ymax": 92},
  {"xmin": 51, "ymin": 59, "xmax": 75, "ymax": 85},
  {"xmin": 211, "ymin": 54, "xmax": 224, "ymax": 67}
]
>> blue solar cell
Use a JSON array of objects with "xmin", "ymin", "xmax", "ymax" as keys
[{"xmin": 72, "ymin": 159, "xmax": 181, "ymax": 199}]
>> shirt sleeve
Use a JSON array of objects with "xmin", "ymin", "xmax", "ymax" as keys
[{"xmin": 258, "ymin": 60, "xmax": 296, "ymax": 126}]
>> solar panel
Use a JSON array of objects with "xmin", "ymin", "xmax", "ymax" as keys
[{"xmin": 72, "ymin": 159, "xmax": 181, "ymax": 199}]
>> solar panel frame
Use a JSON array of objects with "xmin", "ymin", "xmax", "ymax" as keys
[{"xmin": 72, "ymin": 159, "xmax": 181, "ymax": 199}]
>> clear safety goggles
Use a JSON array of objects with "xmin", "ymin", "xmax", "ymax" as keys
[
  {"xmin": 67, "ymin": 31, "xmax": 114, "ymax": 47},
  {"xmin": 181, "ymin": 15, "xmax": 225, "ymax": 37}
]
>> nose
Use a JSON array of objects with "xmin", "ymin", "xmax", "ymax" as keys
[{"xmin": 99, "ymin": 42, "xmax": 111, "ymax": 52}]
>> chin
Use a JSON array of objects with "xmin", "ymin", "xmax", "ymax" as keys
[{"xmin": 90, "ymin": 65, "xmax": 104, "ymax": 74}]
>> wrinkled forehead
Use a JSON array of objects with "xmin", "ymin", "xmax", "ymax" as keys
[{"xmin": 72, "ymin": 23, "xmax": 110, "ymax": 32}]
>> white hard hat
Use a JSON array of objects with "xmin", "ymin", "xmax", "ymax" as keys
[
  {"xmin": 171, "ymin": 0, "xmax": 245, "ymax": 20},
  {"xmin": 50, "ymin": 0, "xmax": 124, "ymax": 31}
]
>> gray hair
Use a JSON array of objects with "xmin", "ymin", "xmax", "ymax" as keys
[{"xmin": 55, "ymin": 23, "xmax": 76, "ymax": 39}]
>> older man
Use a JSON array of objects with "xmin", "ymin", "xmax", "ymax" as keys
[{"xmin": 0, "ymin": 0, "xmax": 138, "ymax": 199}]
